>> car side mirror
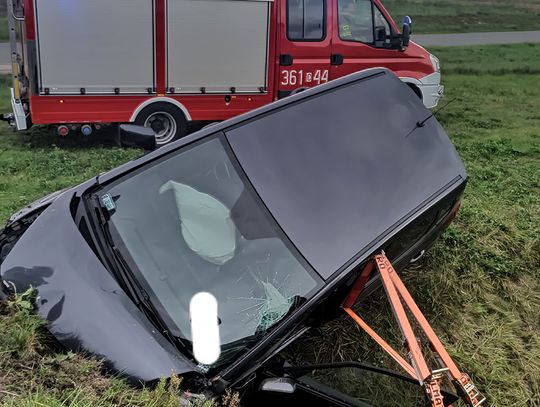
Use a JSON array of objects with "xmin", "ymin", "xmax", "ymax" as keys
[
  {"xmin": 260, "ymin": 377, "xmax": 297, "ymax": 394},
  {"xmin": 118, "ymin": 124, "xmax": 157, "ymax": 152}
]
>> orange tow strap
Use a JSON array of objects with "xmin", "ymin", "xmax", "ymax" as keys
[{"xmin": 342, "ymin": 252, "xmax": 487, "ymax": 407}]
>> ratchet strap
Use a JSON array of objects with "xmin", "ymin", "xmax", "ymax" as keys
[{"xmin": 342, "ymin": 252, "xmax": 487, "ymax": 407}]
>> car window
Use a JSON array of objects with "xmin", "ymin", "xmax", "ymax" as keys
[
  {"xmin": 287, "ymin": 0, "xmax": 325, "ymax": 41},
  {"xmin": 101, "ymin": 136, "xmax": 322, "ymax": 367},
  {"xmin": 303, "ymin": 366, "xmax": 427, "ymax": 406},
  {"xmin": 338, "ymin": 0, "xmax": 373, "ymax": 43},
  {"xmin": 385, "ymin": 206, "xmax": 439, "ymax": 260}
]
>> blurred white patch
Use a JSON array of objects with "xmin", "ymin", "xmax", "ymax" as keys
[{"xmin": 190, "ymin": 292, "xmax": 221, "ymax": 365}]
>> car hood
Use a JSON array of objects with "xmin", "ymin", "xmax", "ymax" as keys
[
  {"xmin": 5, "ymin": 187, "xmax": 70, "ymax": 226},
  {"xmin": 0, "ymin": 190, "xmax": 195, "ymax": 384}
]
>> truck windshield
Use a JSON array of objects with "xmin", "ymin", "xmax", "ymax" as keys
[{"xmin": 98, "ymin": 136, "xmax": 322, "ymax": 367}]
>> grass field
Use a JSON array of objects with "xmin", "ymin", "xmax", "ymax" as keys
[
  {"xmin": 384, "ymin": 0, "xmax": 540, "ymax": 34},
  {"xmin": 1, "ymin": 43, "xmax": 540, "ymax": 406}
]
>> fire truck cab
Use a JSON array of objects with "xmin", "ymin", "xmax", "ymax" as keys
[{"xmin": 6, "ymin": 0, "xmax": 443, "ymax": 145}]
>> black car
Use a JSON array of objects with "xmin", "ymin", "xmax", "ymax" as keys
[{"xmin": 0, "ymin": 69, "xmax": 466, "ymax": 405}]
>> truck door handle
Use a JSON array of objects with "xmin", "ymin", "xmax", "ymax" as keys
[
  {"xmin": 280, "ymin": 54, "xmax": 293, "ymax": 66},
  {"xmin": 331, "ymin": 54, "xmax": 344, "ymax": 66}
]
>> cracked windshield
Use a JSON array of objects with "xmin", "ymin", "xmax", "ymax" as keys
[{"xmin": 102, "ymin": 136, "xmax": 322, "ymax": 364}]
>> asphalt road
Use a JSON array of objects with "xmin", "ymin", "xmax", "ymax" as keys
[
  {"xmin": 414, "ymin": 30, "xmax": 540, "ymax": 47},
  {"xmin": 1, "ymin": 31, "xmax": 540, "ymax": 71}
]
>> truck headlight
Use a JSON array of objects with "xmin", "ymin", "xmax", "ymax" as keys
[{"xmin": 430, "ymin": 54, "xmax": 440, "ymax": 72}]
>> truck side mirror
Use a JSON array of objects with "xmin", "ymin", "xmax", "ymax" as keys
[
  {"xmin": 118, "ymin": 124, "xmax": 157, "ymax": 151},
  {"xmin": 401, "ymin": 23, "xmax": 411, "ymax": 49},
  {"xmin": 259, "ymin": 378, "xmax": 297, "ymax": 394}
]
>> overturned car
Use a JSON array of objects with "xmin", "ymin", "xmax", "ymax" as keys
[{"xmin": 0, "ymin": 69, "xmax": 469, "ymax": 405}]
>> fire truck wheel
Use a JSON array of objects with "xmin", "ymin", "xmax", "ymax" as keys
[{"xmin": 135, "ymin": 103, "xmax": 187, "ymax": 146}]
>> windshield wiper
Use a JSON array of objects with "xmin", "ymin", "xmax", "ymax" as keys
[{"xmin": 89, "ymin": 195, "xmax": 180, "ymax": 342}]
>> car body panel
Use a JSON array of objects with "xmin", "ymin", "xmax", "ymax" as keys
[
  {"xmin": 0, "ymin": 191, "xmax": 195, "ymax": 384},
  {"xmin": 5, "ymin": 187, "xmax": 70, "ymax": 226},
  {"xmin": 227, "ymin": 70, "xmax": 465, "ymax": 276}
]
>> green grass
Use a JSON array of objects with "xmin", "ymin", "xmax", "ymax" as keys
[
  {"xmin": 432, "ymin": 42, "xmax": 540, "ymax": 76},
  {"xmin": 0, "ymin": 291, "xmax": 219, "ymax": 407},
  {"xmin": 384, "ymin": 0, "xmax": 540, "ymax": 34},
  {"xmin": 0, "ymin": 90, "xmax": 140, "ymax": 222},
  {"xmin": 1, "ymin": 44, "xmax": 540, "ymax": 406}
]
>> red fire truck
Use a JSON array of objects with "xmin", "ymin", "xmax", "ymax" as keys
[{"xmin": 6, "ymin": 0, "xmax": 443, "ymax": 146}]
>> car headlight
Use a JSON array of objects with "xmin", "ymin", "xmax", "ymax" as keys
[{"xmin": 430, "ymin": 54, "xmax": 440, "ymax": 72}]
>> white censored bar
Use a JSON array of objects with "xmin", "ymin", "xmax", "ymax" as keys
[{"xmin": 190, "ymin": 292, "xmax": 221, "ymax": 365}]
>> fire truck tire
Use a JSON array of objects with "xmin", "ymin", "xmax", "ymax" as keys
[{"xmin": 134, "ymin": 102, "xmax": 188, "ymax": 146}]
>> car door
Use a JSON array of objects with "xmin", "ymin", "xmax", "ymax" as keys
[
  {"xmin": 330, "ymin": 0, "xmax": 405, "ymax": 79},
  {"xmin": 277, "ymin": 0, "xmax": 333, "ymax": 98}
]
